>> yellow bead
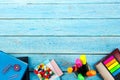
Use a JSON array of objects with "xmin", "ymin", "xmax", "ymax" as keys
[
  {"xmin": 67, "ymin": 67, "xmax": 73, "ymax": 73},
  {"xmin": 37, "ymin": 65, "xmax": 40, "ymax": 69},
  {"xmin": 37, "ymin": 74, "xmax": 41, "ymax": 78}
]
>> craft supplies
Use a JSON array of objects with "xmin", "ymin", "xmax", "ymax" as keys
[
  {"xmin": 34, "ymin": 59, "xmax": 63, "ymax": 80},
  {"xmin": 78, "ymin": 74, "xmax": 85, "ymax": 80},
  {"xmin": 86, "ymin": 70, "xmax": 96, "ymax": 77},
  {"xmin": 34, "ymin": 63, "xmax": 54, "ymax": 80},
  {"xmin": 67, "ymin": 55, "xmax": 96, "ymax": 80},
  {"xmin": 77, "ymin": 63, "xmax": 90, "ymax": 76},
  {"xmin": 80, "ymin": 55, "xmax": 87, "ymax": 65},
  {"xmin": 95, "ymin": 48, "xmax": 120, "ymax": 80},
  {"xmin": 75, "ymin": 58, "xmax": 82, "ymax": 68}
]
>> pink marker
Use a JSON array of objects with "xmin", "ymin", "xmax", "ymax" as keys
[
  {"xmin": 103, "ymin": 56, "xmax": 114, "ymax": 64},
  {"xmin": 75, "ymin": 58, "xmax": 82, "ymax": 68}
]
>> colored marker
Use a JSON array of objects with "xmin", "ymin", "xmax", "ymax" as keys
[
  {"xmin": 80, "ymin": 55, "xmax": 87, "ymax": 65},
  {"xmin": 103, "ymin": 56, "xmax": 114, "ymax": 65},
  {"xmin": 113, "ymin": 68, "xmax": 120, "ymax": 76},
  {"xmin": 108, "ymin": 61, "xmax": 119, "ymax": 70},
  {"xmin": 106, "ymin": 59, "xmax": 116, "ymax": 67},
  {"xmin": 78, "ymin": 74, "xmax": 84, "ymax": 80},
  {"xmin": 110, "ymin": 64, "xmax": 120, "ymax": 73},
  {"xmin": 86, "ymin": 70, "xmax": 96, "ymax": 77},
  {"xmin": 75, "ymin": 58, "xmax": 82, "ymax": 68},
  {"xmin": 77, "ymin": 63, "xmax": 90, "ymax": 76}
]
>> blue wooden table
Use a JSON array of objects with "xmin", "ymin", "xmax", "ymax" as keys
[{"xmin": 0, "ymin": 0, "xmax": 120, "ymax": 80}]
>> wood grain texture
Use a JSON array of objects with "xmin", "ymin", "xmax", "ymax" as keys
[
  {"xmin": 0, "ymin": 37, "xmax": 119, "ymax": 53},
  {"xmin": 0, "ymin": 0, "xmax": 120, "ymax": 3},
  {"xmin": 0, "ymin": 4, "xmax": 120, "ymax": 18},
  {"xmin": 0, "ymin": 19, "xmax": 120, "ymax": 36},
  {"xmin": 0, "ymin": 0, "xmax": 119, "ymax": 79}
]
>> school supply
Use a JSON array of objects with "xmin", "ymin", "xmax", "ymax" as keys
[
  {"xmin": 18, "ymin": 57, "xmax": 29, "ymax": 80},
  {"xmin": 0, "ymin": 51, "xmax": 28, "ymax": 80},
  {"xmin": 95, "ymin": 48, "xmax": 120, "ymax": 80},
  {"xmin": 67, "ymin": 55, "xmax": 96, "ymax": 80},
  {"xmin": 34, "ymin": 59, "xmax": 63, "ymax": 80}
]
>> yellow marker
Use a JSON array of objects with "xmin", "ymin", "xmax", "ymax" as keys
[
  {"xmin": 80, "ymin": 55, "xmax": 87, "ymax": 65},
  {"xmin": 106, "ymin": 59, "xmax": 116, "ymax": 67},
  {"xmin": 108, "ymin": 61, "xmax": 119, "ymax": 70}
]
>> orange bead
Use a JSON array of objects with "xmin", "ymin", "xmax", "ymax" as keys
[
  {"xmin": 67, "ymin": 67, "xmax": 73, "ymax": 74},
  {"xmin": 86, "ymin": 70, "xmax": 96, "ymax": 77}
]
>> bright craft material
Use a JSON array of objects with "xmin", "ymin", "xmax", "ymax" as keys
[
  {"xmin": 75, "ymin": 58, "xmax": 82, "ymax": 68},
  {"xmin": 78, "ymin": 74, "xmax": 85, "ymax": 80},
  {"xmin": 67, "ymin": 55, "xmax": 96, "ymax": 80},
  {"xmin": 34, "ymin": 59, "xmax": 63, "ymax": 80},
  {"xmin": 34, "ymin": 63, "xmax": 55, "ymax": 80},
  {"xmin": 80, "ymin": 55, "xmax": 87, "ymax": 65},
  {"xmin": 96, "ymin": 48, "xmax": 120, "ymax": 80},
  {"xmin": 86, "ymin": 70, "xmax": 96, "ymax": 77}
]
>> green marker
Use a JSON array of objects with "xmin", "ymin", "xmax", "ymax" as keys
[
  {"xmin": 110, "ymin": 64, "xmax": 120, "ymax": 73},
  {"xmin": 78, "ymin": 74, "xmax": 84, "ymax": 80}
]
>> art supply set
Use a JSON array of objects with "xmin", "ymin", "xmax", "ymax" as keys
[
  {"xmin": 34, "ymin": 59, "xmax": 63, "ymax": 80},
  {"xmin": 95, "ymin": 48, "xmax": 120, "ymax": 80},
  {"xmin": 67, "ymin": 55, "xmax": 96, "ymax": 80}
]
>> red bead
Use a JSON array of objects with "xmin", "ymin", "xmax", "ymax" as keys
[{"xmin": 34, "ymin": 70, "xmax": 38, "ymax": 74}]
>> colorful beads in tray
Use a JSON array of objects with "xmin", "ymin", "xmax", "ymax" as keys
[{"xmin": 34, "ymin": 63, "xmax": 54, "ymax": 80}]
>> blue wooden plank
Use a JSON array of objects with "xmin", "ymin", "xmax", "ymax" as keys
[
  {"xmin": 0, "ymin": 4, "xmax": 120, "ymax": 18},
  {"xmin": 0, "ymin": 19, "xmax": 120, "ymax": 36},
  {"xmin": 0, "ymin": 37, "xmax": 119, "ymax": 53},
  {"xmin": 0, "ymin": 0, "xmax": 120, "ymax": 3}
]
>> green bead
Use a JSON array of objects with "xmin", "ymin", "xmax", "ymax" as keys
[
  {"xmin": 46, "ymin": 71, "xmax": 48, "ymax": 74},
  {"xmin": 78, "ymin": 74, "xmax": 84, "ymax": 80},
  {"xmin": 42, "ymin": 78, "xmax": 45, "ymax": 80}
]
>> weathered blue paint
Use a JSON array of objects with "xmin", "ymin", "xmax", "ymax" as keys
[
  {"xmin": 0, "ymin": 37, "xmax": 119, "ymax": 53},
  {"xmin": 0, "ymin": 20, "xmax": 120, "ymax": 36},
  {"xmin": 0, "ymin": 4, "xmax": 120, "ymax": 18},
  {"xmin": 0, "ymin": 0, "xmax": 120, "ymax": 3},
  {"xmin": 0, "ymin": 0, "xmax": 119, "ymax": 79}
]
